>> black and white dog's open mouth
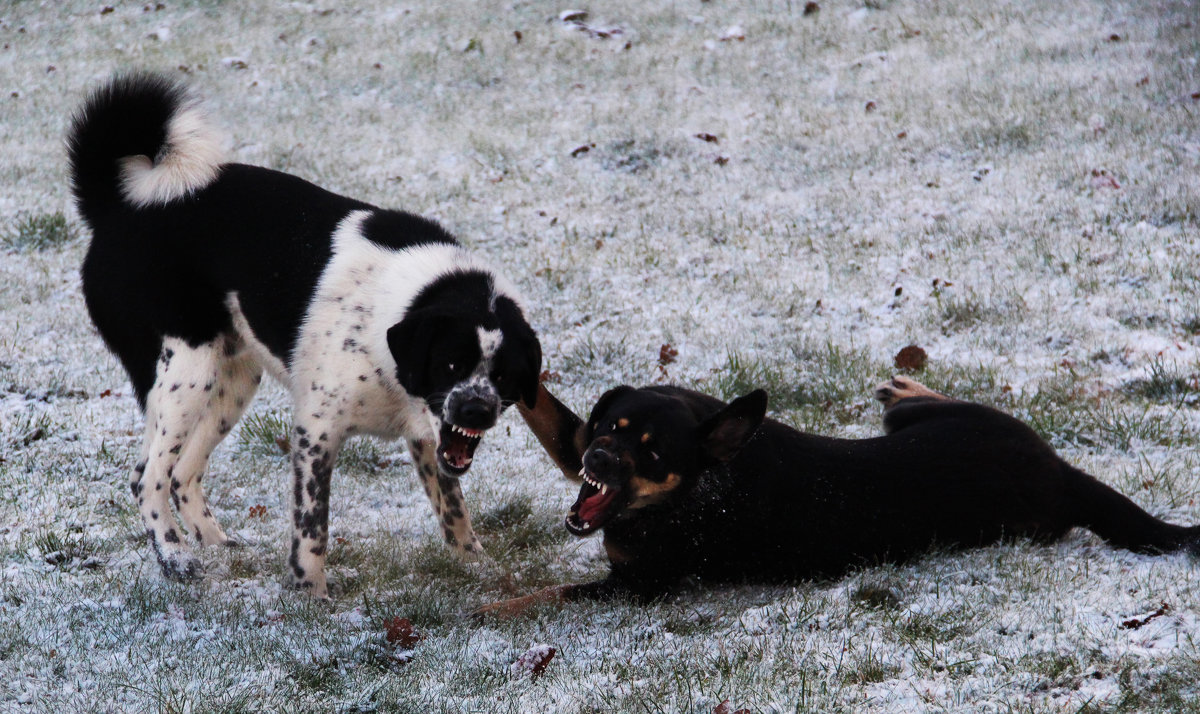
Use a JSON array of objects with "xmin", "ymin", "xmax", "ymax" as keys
[{"xmin": 437, "ymin": 422, "xmax": 485, "ymax": 476}]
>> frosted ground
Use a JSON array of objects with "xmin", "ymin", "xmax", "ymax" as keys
[{"xmin": 2, "ymin": 0, "xmax": 1199, "ymax": 711}]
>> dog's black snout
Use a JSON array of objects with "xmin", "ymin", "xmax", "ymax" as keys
[
  {"xmin": 456, "ymin": 397, "xmax": 497, "ymax": 430},
  {"xmin": 585, "ymin": 446, "xmax": 616, "ymax": 474}
]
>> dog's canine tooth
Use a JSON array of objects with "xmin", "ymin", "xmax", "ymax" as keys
[{"xmin": 600, "ymin": 484, "xmax": 608, "ymax": 495}]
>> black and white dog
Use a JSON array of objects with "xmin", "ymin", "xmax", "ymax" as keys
[{"xmin": 68, "ymin": 73, "xmax": 541, "ymax": 598}]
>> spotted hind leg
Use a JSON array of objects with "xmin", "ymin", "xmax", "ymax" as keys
[
  {"xmin": 172, "ymin": 336, "xmax": 263, "ymax": 547},
  {"xmin": 135, "ymin": 337, "xmax": 222, "ymax": 580}
]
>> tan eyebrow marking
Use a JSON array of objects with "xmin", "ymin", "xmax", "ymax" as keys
[
  {"xmin": 616, "ymin": 418, "xmax": 629, "ymax": 428},
  {"xmin": 641, "ymin": 432, "xmax": 651, "ymax": 443}
]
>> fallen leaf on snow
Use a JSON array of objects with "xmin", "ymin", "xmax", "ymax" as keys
[
  {"xmin": 894, "ymin": 345, "xmax": 928, "ymax": 371},
  {"xmin": 1090, "ymin": 168, "xmax": 1121, "ymax": 190},
  {"xmin": 384, "ymin": 617, "xmax": 423, "ymax": 648},
  {"xmin": 511, "ymin": 644, "xmax": 556, "ymax": 679}
]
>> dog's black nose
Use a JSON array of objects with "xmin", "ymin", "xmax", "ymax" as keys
[
  {"xmin": 584, "ymin": 447, "xmax": 616, "ymax": 474},
  {"xmin": 456, "ymin": 398, "xmax": 497, "ymax": 429}
]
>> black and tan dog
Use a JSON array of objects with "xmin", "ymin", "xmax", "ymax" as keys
[{"xmin": 475, "ymin": 377, "xmax": 1200, "ymax": 617}]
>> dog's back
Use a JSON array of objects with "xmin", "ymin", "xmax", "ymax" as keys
[{"xmin": 656, "ymin": 394, "xmax": 1199, "ymax": 582}]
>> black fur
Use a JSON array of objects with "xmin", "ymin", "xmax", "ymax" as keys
[{"xmin": 513, "ymin": 383, "xmax": 1200, "ymax": 606}]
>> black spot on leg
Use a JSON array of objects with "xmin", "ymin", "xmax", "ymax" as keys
[
  {"xmin": 169, "ymin": 444, "xmax": 182, "ymax": 454},
  {"xmin": 443, "ymin": 528, "xmax": 457, "ymax": 546},
  {"xmin": 151, "ymin": 511, "xmax": 158, "ymax": 520},
  {"xmin": 164, "ymin": 529, "xmax": 180, "ymax": 544},
  {"xmin": 289, "ymin": 538, "xmax": 305, "ymax": 578},
  {"xmin": 170, "ymin": 384, "xmax": 180, "ymax": 392},
  {"xmin": 195, "ymin": 532, "xmax": 204, "ymax": 545},
  {"xmin": 310, "ymin": 545, "xmax": 326, "ymax": 556}
]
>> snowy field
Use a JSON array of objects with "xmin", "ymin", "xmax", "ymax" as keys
[{"xmin": 2, "ymin": 0, "xmax": 1200, "ymax": 711}]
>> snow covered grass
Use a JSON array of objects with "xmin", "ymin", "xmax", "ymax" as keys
[{"xmin": 2, "ymin": 0, "xmax": 1200, "ymax": 711}]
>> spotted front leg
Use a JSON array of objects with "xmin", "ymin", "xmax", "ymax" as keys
[
  {"xmin": 287, "ymin": 424, "xmax": 341, "ymax": 599},
  {"xmin": 409, "ymin": 438, "xmax": 483, "ymax": 557}
]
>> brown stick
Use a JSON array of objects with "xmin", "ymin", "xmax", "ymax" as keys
[
  {"xmin": 469, "ymin": 585, "xmax": 576, "ymax": 620},
  {"xmin": 517, "ymin": 382, "xmax": 584, "ymax": 482}
]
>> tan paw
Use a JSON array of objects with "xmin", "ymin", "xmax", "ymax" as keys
[{"xmin": 874, "ymin": 376, "xmax": 948, "ymax": 407}]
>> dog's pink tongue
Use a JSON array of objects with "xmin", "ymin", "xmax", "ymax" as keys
[
  {"xmin": 442, "ymin": 434, "xmax": 471, "ymax": 468},
  {"xmin": 577, "ymin": 489, "xmax": 617, "ymax": 524}
]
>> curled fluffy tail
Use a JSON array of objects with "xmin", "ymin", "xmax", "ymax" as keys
[{"xmin": 67, "ymin": 72, "xmax": 223, "ymax": 223}]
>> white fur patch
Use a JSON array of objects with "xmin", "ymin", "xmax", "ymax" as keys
[
  {"xmin": 119, "ymin": 101, "xmax": 225, "ymax": 207},
  {"xmin": 477, "ymin": 328, "xmax": 502, "ymax": 361}
]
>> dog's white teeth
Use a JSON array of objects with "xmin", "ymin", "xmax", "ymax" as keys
[
  {"xmin": 600, "ymin": 484, "xmax": 608, "ymax": 495},
  {"xmin": 578, "ymin": 467, "xmax": 586, "ymax": 478}
]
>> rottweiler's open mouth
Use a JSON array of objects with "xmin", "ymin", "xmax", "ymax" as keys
[
  {"xmin": 437, "ymin": 422, "xmax": 484, "ymax": 476},
  {"xmin": 565, "ymin": 468, "xmax": 622, "ymax": 536}
]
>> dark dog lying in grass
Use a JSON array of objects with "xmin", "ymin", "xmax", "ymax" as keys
[{"xmin": 474, "ymin": 377, "xmax": 1200, "ymax": 617}]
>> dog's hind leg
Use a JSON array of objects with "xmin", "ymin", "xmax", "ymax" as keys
[
  {"xmin": 410, "ymin": 438, "xmax": 484, "ymax": 557},
  {"xmin": 172, "ymin": 335, "xmax": 262, "ymax": 547},
  {"xmin": 874, "ymin": 376, "xmax": 952, "ymax": 409},
  {"xmin": 135, "ymin": 337, "xmax": 224, "ymax": 580}
]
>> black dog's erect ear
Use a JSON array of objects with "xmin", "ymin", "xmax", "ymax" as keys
[
  {"xmin": 495, "ymin": 297, "xmax": 542, "ymax": 408},
  {"xmin": 699, "ymin": 389, "xmax": 768, "ymax": 462},
  {"xmin": 386, "ymin": 312, "xmax": 434, "ymax": 397}
]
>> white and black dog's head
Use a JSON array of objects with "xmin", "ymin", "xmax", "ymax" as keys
[{"xmin": 387, "ymin": 270, "xmax": 541, "ymax": 477}]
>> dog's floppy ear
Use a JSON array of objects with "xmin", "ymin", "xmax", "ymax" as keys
[
  {"xmin": 698, "ymin": 389, "xmax": 767, "ymax": 462},
  {"xmin": 386, "ymin": 311, "xmax": 434, "ymax": 397},
  {"xmin": 495, "ymin": 297, "xmax": 542, "ymax": 408}
]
